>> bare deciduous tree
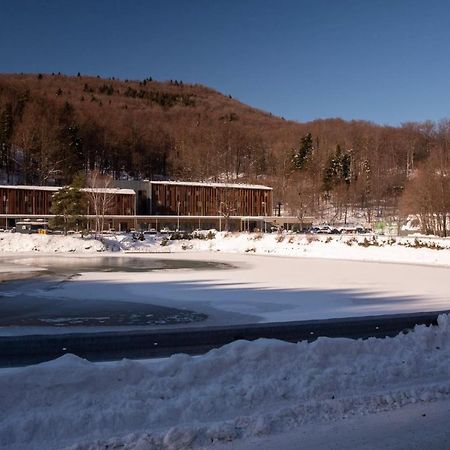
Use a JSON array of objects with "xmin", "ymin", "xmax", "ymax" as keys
[
  {"xmin": 401, "ymin": 147, "xmax": 450, "ymax": 236},
  {"xmin": 85, "ymin": 170, "xmax": 115, "ymax": 234}
]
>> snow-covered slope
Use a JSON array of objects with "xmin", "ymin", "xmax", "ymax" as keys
[{"xmin": 1, "ymin": 315, "xmax": 450, "ymax": 450}]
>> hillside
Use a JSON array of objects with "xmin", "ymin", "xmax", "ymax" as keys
[{"xmin": 0, "ymin": 73, "xmax": 448, "ymax": 232}]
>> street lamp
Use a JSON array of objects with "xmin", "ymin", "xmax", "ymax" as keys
[
  {"xmin": 177, "ymin": 201, "xmax": 181, "ymax": 231},
  {"xmin": 219, "ymin": 201, "xmax": 224, "ymax": 232},
  {"xmin": 3, "ymin": 195, "xmax": 7, "ymax": 231},
  {"xmin": 262, "ymin": 201, "xmax": 267, "ymax": 233}
]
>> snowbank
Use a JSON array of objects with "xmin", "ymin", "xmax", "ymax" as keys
[
  {"xmin": 0, "ymin": 232, "xmax": 449, "ymax": 266},
  {"xmin": 1, "ymin": 315, "xmax": 450, "ymax": 450},
  {"xmin": 113, "ymin": 231, "xmax": 450, "ymax": 267},
  {"xmin": 0, "ymin": 234, "xmax": 105, "ymax": 253}
]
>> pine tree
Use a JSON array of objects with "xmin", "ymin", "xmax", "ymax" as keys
[
  {"xmin": 49, "ymin": 174, "xmax": 87, "ymax": 234},
  {"xmin": 292, "ymin": 133, "xmax": 314, "ymax": 170},
  {"xmin": 322, "ymin": 145, "xmax": 353, "ymax": 191},
  {"xmin": 0, "ymin": 104, "xmax": 13, "ymax": 181}
]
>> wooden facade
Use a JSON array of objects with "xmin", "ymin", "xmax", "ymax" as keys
[
  {"xmin": 0, "ymin": 186, "xmax": 135, "ymax": 216},
  {"xmin": 0, "ymin": 186, "xmax": 55, "ymax": 215},
  {"xmin": 150, "ymin": 182, "xmax": 273, "ymax": 217},
  {"xmin": 0, "ymin": 181, "xmax": 273, "ymax": 232}
]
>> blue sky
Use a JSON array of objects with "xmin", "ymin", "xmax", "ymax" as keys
[{"xmin": 1, "ymin": 0, "xmax": 449, "ymax": 125}]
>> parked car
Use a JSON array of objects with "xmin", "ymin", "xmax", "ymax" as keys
[{"xmin": 316, "ymin": 226, "xmax": 332, "ymax": 234}]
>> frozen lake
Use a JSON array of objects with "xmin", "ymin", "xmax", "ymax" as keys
[
  {"xmin": 0, "ymin": 252, "xmax": 449, "ymax": 335},
  {"xmin": 0, "ymin": 256, "xmax": 232, "ymax": 331}
]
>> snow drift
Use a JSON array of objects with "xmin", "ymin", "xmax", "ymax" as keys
[
  {"xmin": 1, "ymin": 315, "xmax": 450, "ymax": 450},
  {"xmin": 0, "ymin": 233, "xmax": 105, "ymax": 253},
  {"xmin": 0, "ymin": 232, "xmax": 449, "ymax": 267}
]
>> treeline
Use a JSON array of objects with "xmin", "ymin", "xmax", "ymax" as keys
[{"xmin": 0, "ymin": 73, "xmax": 448, "ymax": 235}]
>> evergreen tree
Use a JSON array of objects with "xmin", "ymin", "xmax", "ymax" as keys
[
  {"xmin": 322, "ymin": 145, "xmax": 353, "ymax": 191},
  {"xmin": 341, "ymin": 150, "xmax": 352, "ymax": 184},
  {"xmin": 292, "ymin": 133, "xmax": 314, "ymax": 170},
  {"xmin": 0, "ymin": 104, "xmax": 13, "ymax": 181},
  {"xmin": 49, "ymin": 174, "xmax": 87, "ymax": 234}
]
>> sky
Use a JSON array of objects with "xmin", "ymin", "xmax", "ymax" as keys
[{"xmin": 1, "ymin": 0, "xmax": 450, "ymax": 125}]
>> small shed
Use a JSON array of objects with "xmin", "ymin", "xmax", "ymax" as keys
[{"xmin": 16, "ymin": 220, "xmax": 49, "ymax": 234}]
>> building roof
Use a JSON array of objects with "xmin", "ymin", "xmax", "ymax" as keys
[
  {"xmin": 0, "ymin": 185, "xmax": 59, "ymax": 192},
  {"xmin": 150, "ymin": 180, "xmax": 273, "ymax": 190},
  {"xmin": 0, "ymin": 185, "xmax": 135, "ymax": 195},
  {"xmin": 81, "ymin": 187, "xmax": 135, "ymax": 195}
]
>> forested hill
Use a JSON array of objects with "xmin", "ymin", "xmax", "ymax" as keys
[
  {"xmin": 0, "ymin": 72, "xmax": 295, "ymax": 184},
  {"xmin": 0, "ymin": 73, "xmax": 448, "ymax": 231}
]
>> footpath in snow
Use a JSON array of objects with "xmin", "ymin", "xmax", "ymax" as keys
[{"xmin": 1, "ymin": 314, "xmax": 450, "ymax": 449}]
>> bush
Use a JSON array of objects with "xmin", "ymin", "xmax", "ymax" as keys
[
  {"xmin": 170, "ymin": 231, "xmax": 192, "ymax": 240},
  {"xmin": 398, "ymin": 238, "xmax": 445, "ymax": 250},
  {"xmin": 358, "ymin": 237, "xmax": 380, "ymax": 247},
  {"xmin": 191, "ymin": 230, "xmax": 216, "ymax": 240}
]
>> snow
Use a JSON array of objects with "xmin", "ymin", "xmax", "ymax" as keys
[
  {"xmin": 0, "ymin": 232, "xmax": 449, "ymax": 267},
  {"xmin": 0, "ymin": 233, "xmax": 449, "ymax": 448},
  {"xmin": 0, "ymin": 234, "xmax": 104, "ymax": 253},
  {"xmin": 111, "ymin": 231, "xmax": 450, "ymax": 266},
  {"xmin": 151, "ymin": 180, "xmax": 273, "ymax": 190},
  {"xmin": 0, "ymin": 185, "xmax": 135, "ymax": 195},
  {"xmin": 2, "ymin": 315, "xmax": 450, "ymax": 449},
  {"xmin": 216, "ymin": 400, "xmax": 450, "ymax": 450},
  {"xmin": 0, "ymin": 232, "xmax": 449, "ymax": 336},
  {"xmin": 81, "ymin": 187, "xmax": 135, "ymax": 195}
]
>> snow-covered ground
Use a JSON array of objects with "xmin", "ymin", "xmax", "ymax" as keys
[
  {"xmin": 118, "ymin": 231, "xmax": 450, "ymax": 267},
  {"xmin": 1, "ymin": 232, "xmax": 449, "ymax": 449},
  {"xmin": 2, "ymin": 315, "xmax": 450, "ymax": 450},
  {"xmin": 0, "ymin": 231, "xmax": 449, "ymax": 267},
  {"xmin": 1, "ymin": 251, "xmax": 449, "ymax": 336},
  {"xmin": 0, "ymin": 233, "xmax": 104, "ymax": 253}
]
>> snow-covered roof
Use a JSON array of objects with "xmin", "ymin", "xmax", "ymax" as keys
[
  {"xmin": 0, "ymin": 185, "xmax": 59, "ymax": 191},
  {"xmin": 81, "ymin": 187, "xmax": 135, "ymax": 195},
  {"xmin": 150, "ymin": 181, "xmax": 273, "ymax": 190},
  {"xmin": 0, "ymin": 185, "xmax": 135, "ymax": 195}
]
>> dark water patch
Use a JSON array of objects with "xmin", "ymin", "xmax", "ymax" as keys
[
  {"xmin": 0, "ymin": 296, "xmax": 207, "ymax": 327},
  {"xmin": 8, "ymin": 256, "xmax": 233, "ymax": 275}
]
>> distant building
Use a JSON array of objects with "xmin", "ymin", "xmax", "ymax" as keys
[{"xmin": 0, "ymin": 181, "xmax": 274, "ymax": 232}]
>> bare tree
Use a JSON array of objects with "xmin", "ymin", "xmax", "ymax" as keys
[
  {"xmin": 85, "ymin": 170, "xmax": 115, "ymax": 234},
  {"xmin": 401, "ymin": 147, "xmax": 450, "ymax": 236}
]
